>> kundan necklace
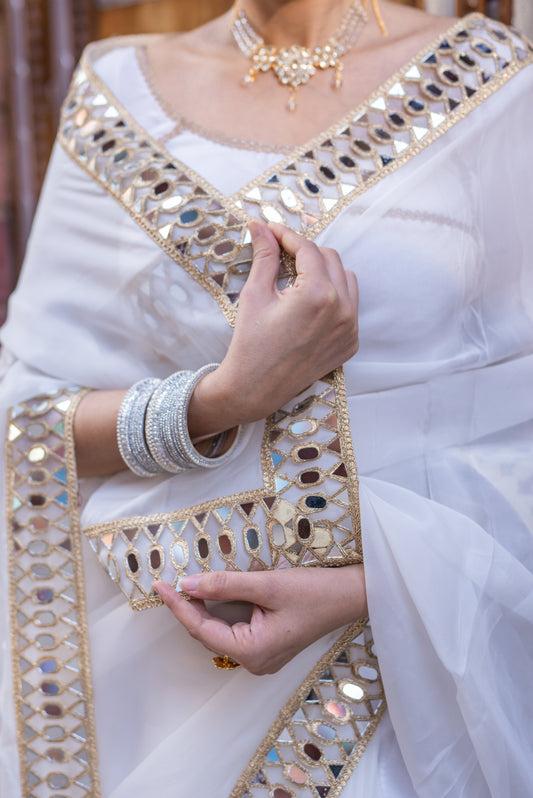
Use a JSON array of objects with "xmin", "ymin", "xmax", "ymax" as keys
[{"xmin": 231, "ymin": 1, "xmax": 369, "ymax": 111}]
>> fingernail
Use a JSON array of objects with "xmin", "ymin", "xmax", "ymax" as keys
[{"xmin": 179, "ymin": 574, "xmax": 199, "ymax": 593}]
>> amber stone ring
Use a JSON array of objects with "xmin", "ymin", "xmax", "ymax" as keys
[{"xmin": 212, "ymin": 655, "xmax": 241, "ymax": 670}]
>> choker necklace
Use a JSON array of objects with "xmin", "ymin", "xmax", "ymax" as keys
[{"xmin": 231, "ymin": 1, "xmax": 368, "ymax": 112}]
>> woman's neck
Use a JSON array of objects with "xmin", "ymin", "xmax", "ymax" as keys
[{"xmin": 237, "ymin": 0, "xmax": 358, "ymax": 49}]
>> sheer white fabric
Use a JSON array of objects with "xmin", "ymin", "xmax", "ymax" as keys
[{"xmin": 1, "ymin": 42, "xmax": 532, "ymax": 798}]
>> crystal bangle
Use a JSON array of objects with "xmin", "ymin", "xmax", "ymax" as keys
[
  {"xmin": 144, "ymin": 370, "xmax": 194, "ymax": 473},
  {"xmin": 143, "ymin": 364, "xmax": 241, "ymax": 473},
  {"xmin": 175, "ymin": 364, "xmax": 241, "ymax": 469},
  {"xmin": 116, "ymin": 378, "xmax": 164, "ymax": 477}
]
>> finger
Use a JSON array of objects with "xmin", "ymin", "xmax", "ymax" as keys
[
  {"xmin": 154, "ymin": 581, "xmax": 235, "ymax": 648},
  {"xmin": 153, "ymin": 580, "xmax": 211, "ymax": 621},
  {"xmin": 153, "ymin": 581, "xmax": 249, "ymax": 661},
  {"xmin": 246, "ymin": 220, "xmax": 282, "ymax": 292},
  {"xmin": 267, "ymin": 222, "xmax": 329, "ymax": 282},
  {"xmin": 319, "ymin": 246, "xmax": 350, "ymax": 298},
  {"xmin": 178, "ymin": 570, "xmax": 280, "ymax": 608}
]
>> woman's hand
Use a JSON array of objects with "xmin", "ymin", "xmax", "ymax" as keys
[
  {"xmin": 187, "ymin": 221, "xmax": 359, "ymax": 438},
  {"xmin": 73, "ymin": 221, "xmax": 359, "ymax": 476},
  {"xmin": 153, "ymin": 564, "xmax": 367, "ymax": 675}
]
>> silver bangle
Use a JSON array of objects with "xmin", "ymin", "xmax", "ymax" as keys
[
  {"xmin": 144, "ymin": 370, "xmax": 194, "ymax": 473},
  {"xmin": 120, "ymin": 366, "xmax": 241, "ymax": 476},
  {"xmin": 117, "ymin": 378, "xmax": 164, "ymax": 477},
  {"xmin": 176, "ymin": 364, "xmax": 240, "ymax": 469}
]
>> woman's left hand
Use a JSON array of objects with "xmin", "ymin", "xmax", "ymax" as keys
[{"xmin": 153, "ymin": 565, "xmax": 366, "ymax": 675}]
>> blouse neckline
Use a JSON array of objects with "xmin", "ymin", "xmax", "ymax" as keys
[{"xmin": 134, "ymin": 43, "xmax": 294, "ymax": 156}]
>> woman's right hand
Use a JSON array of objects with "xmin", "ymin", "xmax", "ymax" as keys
[{"xmin": 188, "ymin": 221, "xmax": 359, "ymax": 438}]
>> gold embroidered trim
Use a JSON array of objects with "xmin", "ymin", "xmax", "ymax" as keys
[
  {"xmin": 232, "ymin": 14, "xmax": 533, "ymax": 239},
  {"xmin": 59, "ymin": 48, "xmax": 260, "ymax": 328},
  {"xmin": 230, "ymin": 620, "xmax": 386, "ymax": 798},
  {"xmin": 84, "ymin": 372, "xmax": 362, "ymax": 611},
  {"xmin": 57, "ymin": 16, "xmax": 532, "ymax": 327},
  {"xmin": 6, "ymin": 390, "xmax": 101, "ymax": 798}
]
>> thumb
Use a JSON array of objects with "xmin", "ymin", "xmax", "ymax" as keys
[{"xmin": 247, "ymin": 220, "xmax": 282, "ymax": 291}]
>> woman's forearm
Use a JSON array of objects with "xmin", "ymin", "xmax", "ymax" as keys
[
  {"xmin": 73, "ymin": 382, "xmax": 239, "ymax": 478},
  {"xmin": 73, "ymin": 389, "xmax": 127, "ymax": 477}
]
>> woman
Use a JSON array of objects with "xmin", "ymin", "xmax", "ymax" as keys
[{"xmin": 1, "ymin": 1, "xmax": 532, "ymax": 796}]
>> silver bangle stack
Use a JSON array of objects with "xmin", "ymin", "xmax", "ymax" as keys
[
  {"xmin": 116, "ymin": 364, "xmax": 238, "ymax": 477},
  {"xmin": 117, "ymin": 378, "xmax": 164, "ymax": 477}
]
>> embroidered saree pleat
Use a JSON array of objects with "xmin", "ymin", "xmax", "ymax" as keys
[{"xmin": 6, "ymin": 12, "xmax": 533, "ymax": 798}]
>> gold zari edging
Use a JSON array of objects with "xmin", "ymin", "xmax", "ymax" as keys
[
  {"xmin": 6, "ymin": 389, "xmax": 102, "ymax": 798},
  {"xmin": 57, "ymin": 15, "xmax": 533, "ymax": 329},
  {"xmin": 63, "ymin": 389, "xmax": 101, "ymax": 797},
  {"xmin": 232, "ymin": 14, "xmax": 533, "ymax": 239},
  {"xmin": 70, "ymin": 14, "xmax": 533, "ymax": 247},
  {"xmin": 229, "ymin": 620, "xmax": 386, "ymax": 798},
  {"xmin": 61, "ymin": 38, "xmax": 253, "ymax": 328},
  {"xmin": 56, "ymin": 10, "xmax": 533, "ymax": 616}
]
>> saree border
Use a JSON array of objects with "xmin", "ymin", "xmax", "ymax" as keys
[
  {"xmin": 58, "ymin": 14, "xmax": 533, "ymax": 302},
  {"xmin": 6, "ymin": 390, "xmax": 101, "ymax": 798},
  {"xmin": 230, "ymin": 620, "xmax": 386, "ymax": 798},
  {"xmin": 233, "ymin": 13, "xmax": 533, "ymax": 239}
]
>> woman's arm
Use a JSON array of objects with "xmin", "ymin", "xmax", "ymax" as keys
[{"xmin": 74, "ymin": 221, "xmax": 359, "ymax": 477}]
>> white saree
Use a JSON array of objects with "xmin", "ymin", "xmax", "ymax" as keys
[{"xmin": 1, "ymin": 13, "xmax": 533, "ymax": 798}]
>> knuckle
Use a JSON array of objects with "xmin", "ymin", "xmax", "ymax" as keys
[
  {"xmin": 252, "ymin": 248, "xmax": 270, "ymax": 264},
  {"xmin": 258, "ymin": 572, "xmax": 280, "ymax": 604},
  {"xmin": 297, "ymin": 240, "xmax": 319, "ymax": 261},
  {"xmin": 321, "ymin": 246, "xmax": 341, "ymax": 263},
  {"xmin": 337, "ymin": 303, "xmax": 354, "ymax": 325},
  {"xmin": 310, "ymin": 282, "xmax": 338, "ymax": 309},
  {"xmin": 298, "ymin": 237, "xmax": 316, "ymax": 252},
  {"xmin": 187, "ymin": 619, "xmax": 203, "ymax": 642}
]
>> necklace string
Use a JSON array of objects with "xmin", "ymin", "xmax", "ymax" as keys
[{"xmin": 231, "ymin": 1, "xmax": 369, "ymax": 111}]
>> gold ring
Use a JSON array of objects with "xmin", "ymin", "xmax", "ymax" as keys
[{"xmin": 212, "ymin": 654, "xmax": 241, "ymax": 670}]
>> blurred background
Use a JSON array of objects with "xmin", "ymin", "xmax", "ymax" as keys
[{"xmin": 0, "ymin": 0, "xmax": 529, "ymax": 320}]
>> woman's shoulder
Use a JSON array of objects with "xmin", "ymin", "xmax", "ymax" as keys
[
  {"xmin": 82, "ymin": 33, "xmax": 171, "ymax": 72},
  {"xmin": 73, "ymin": 33, "xmax": 177, "ymax": 104}
]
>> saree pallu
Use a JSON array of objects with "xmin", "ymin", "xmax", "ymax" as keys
[{"xmin": 1, "ymin": 15, "xmax": 533, "ymax": 798}]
